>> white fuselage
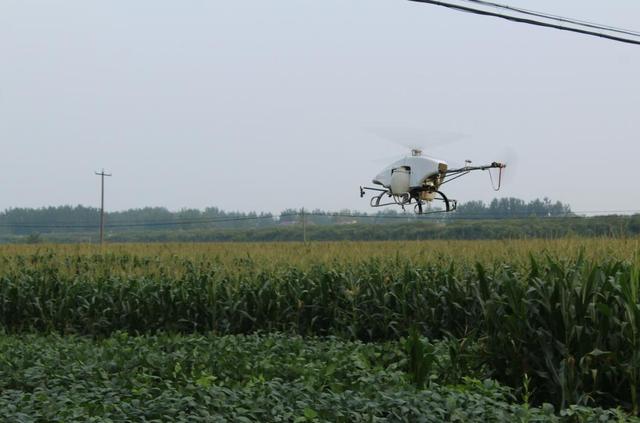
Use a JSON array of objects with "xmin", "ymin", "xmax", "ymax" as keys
[{"xmin": 373, "ymin": 155, "xmax": 448, "ymax": 193}]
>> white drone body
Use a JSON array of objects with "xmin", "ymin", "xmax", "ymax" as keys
[
  {"xmin": 361, "ymin": 148, "xmax": 505, "ymax": 214},
  {"xmin": 372, "ymin": 149, "xmax": 447, "ymax": 197}
]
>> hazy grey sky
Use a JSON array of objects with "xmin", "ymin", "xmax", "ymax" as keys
[{"xmin": 1, "ymin": 0, "xmax": 638, "ymax": 214}]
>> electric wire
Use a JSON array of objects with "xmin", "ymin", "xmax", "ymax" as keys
[
  {"xmin": 1, "ymin": 209, "xmax": 639, "ymax": 230},
  {"xmin": 0, "ymin": 214, "xmax": 285, "ymax": 229},
  {"xmin": 458, "ymin": 0, "xmax": 640, "ymax": 38},
  {"xmin": 408, "ymin": 0, "xmax": 640, "ymax": 46}
]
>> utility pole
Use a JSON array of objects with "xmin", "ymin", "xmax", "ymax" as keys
[
  {"xmin": 301, "ymin": 207, "xmax": 307, "ymax": 243},
  {"xmin": 95, "ymin": 169, "xmax": 112, "ymax": 245}
]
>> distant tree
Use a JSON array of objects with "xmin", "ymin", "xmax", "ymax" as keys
[
  {"xmin": 24, "ymin": 232, "xmax": 42, "ymax": 244},
  {"xmin": 455, "ymin": 197, "xmax": 571, "ymax": 219}
]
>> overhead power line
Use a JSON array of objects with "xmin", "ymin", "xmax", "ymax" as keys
[
  {"xmin": 0, "ymin": 214, "xmax": 283, "ymax": 229},
  {"xmin": 408, "ymin": 0, "xmax": 640, "ymax": 46},
  {"xmin": 459, "ymin": 0, "xmax": 640, "ymax": 38},
  {"xmin": 0, "ymin": 209, "xmax": 638, "ymax": 230}
]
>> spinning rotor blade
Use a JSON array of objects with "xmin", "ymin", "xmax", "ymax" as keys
[
  {"xmin": 485, "ymin": 146, "xmax": 517, "ymax": 190},
  {"xmin": 369, "ymin": 127, "xmax": 468, "ymax": 152},
  {"xmin": 370, "ymin": 150, "xmax": 449, "ymax": 165},
  {"xmin": 496, "ymin": 146, "xmax": 518, "ymax": 184},
  {"xmin": 370, "ymin": 154, "xmax": 407, "ymax": 164}
]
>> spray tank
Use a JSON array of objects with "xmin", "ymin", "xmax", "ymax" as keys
[{"xmin": 390, "ymin": 166, "xmax": 411, "ymax": 195}]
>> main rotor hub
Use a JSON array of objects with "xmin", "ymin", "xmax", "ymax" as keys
[{"xmin": 411, "ymin": 148, "xmax": 422, "ymax": 157}]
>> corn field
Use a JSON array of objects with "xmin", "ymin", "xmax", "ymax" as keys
[{"xmin": 0, "ymin": 239, "xmax": 639, "ymax": 420}]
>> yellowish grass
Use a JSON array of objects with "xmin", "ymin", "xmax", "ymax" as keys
[{"xmin": 0, "ymin": 237, "xmax": 638, "ymax": 269}]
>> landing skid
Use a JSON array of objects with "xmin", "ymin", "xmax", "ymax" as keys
[{"xmin": 360, "ymin": 186, "xmax": 457, "ymax": 215}]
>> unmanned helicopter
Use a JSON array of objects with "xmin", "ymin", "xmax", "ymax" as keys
[{"xmin": 360, "ymin": 148, "xmax": 506, "ymax": 215}]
